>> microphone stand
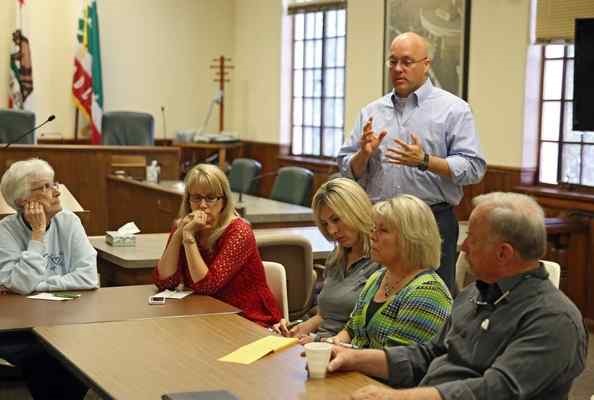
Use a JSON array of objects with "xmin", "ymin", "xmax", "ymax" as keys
[
  {"xmin": 236, "ymin": 170, "xmax": 279, "ymax": 217},
  {"xmin": 4, "ymin": 115, "xmax": 56, "ymax": 149},
  {"xmin": 161, "ymin": 106, "xmax": 167, "ymax": 142},
  {"xmin": 196, "ymin": 90, "xmax": 223, "ymax": 139}
]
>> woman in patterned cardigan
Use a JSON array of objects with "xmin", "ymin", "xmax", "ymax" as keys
[{"xmin": 328, "ymin": 194, "xmax": 452, "ymax": 349}]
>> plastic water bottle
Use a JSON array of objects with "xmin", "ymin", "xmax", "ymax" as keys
[{"xmin": 147, "ymin": 160, "xmax": 160, "ymax": 183}]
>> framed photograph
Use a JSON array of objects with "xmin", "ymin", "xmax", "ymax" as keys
[{"xmin": 383, "ymin": 0, "xmax": 471, "ymax": 99}]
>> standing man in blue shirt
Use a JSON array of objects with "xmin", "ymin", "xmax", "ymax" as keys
[{"xmin": 337, "ymin": 32, "xmax": 486, "ymax": 291}]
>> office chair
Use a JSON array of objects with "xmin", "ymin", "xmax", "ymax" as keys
[
  {"xmin": 256, "ymin": 233, "xmax": 316, "ymax": 320},
  {"xmin": 0, "ymin": 109, "xmax": 36, "ymax": 144},
  {"xmin": 229, "ymin": 158, "xmax": 262, "ymax": 195},
  {"xmin": 262, "ymin": 261, "xmax": 289, "ymax": 321},
  {"xmin": 101, "ymin": 111, "xmax": 154, "ymax": 146},
  {"xmin": 270, "ymin": 166, "xmax": 314, "ymax": 206},
  {"xmin": 455, "ymin": 251, "xmax": 562, "ymax": 291}
]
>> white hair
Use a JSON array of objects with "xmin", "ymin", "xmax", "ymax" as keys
[
  {"xmin": 0, "ymin": 158, "xmax": 54, "ymax": 211},
  {"xmin": 472, "ymin": 192, "xmax": 546, "ymax": 260}
]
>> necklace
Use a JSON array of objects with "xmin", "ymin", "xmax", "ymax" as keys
[
  {"xmin": 383, "ymin": 281, "xmax": 397, "ymax": 297},
  {"xmin": 382, "ymin": 269, "xmax": 424, "ymax": 298},
  {"xmin": 382, "ymin": 272, "xmax": 405, "ymax": 297}
]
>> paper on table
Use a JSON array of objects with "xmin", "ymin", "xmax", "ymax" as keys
[
  {"xmin": 155, "ymin": 289, "xmax": 193, "ymax": 299},
  {"xmin": 27, "ymin": 293, "xmax": 71, "ymax": 301},
  {"xmin": 218, "ymin": 336, "xmax": 298, "ymax": 365}
]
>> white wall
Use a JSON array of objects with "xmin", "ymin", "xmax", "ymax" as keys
[
  {"xmin": 228, "ymin": 0, "xmax": 532, "ymax": 167},
  {"xmin": 0, "ymin": 0, "xmax": 533, "ymax": 168},
  {"xmin": 466, "ymin": 0, "xmax": 532, "ymax": 167},
  {"xmin": 231, "ymin": 0, "xmax": 283, "ymax": 143},
  {"xmin": 0, "ymin": 0, "xmax": 236, "ymax": 139}
]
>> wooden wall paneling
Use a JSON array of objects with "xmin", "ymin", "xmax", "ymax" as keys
[
  {"xmin": 0, "ymin": 145, "xmax": 180, "ymax": 235},
  {"xmin": 455, "ymin": 165, "xmax": 536, "ymax": 220},
  {"xmin": 544, "ymin": 218, "xmax": 590, "ymax": 317},
  {"xmin": 107, "ymin": 176, "xmax": 179, "ymax": 233}
]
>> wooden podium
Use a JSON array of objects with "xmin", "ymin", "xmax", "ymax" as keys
[{"xmin": 0, "ymin": 184, "xmax": 90, "ymax": 230}]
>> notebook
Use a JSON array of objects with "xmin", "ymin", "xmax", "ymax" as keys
[{"xmin": 161, "ymin": 390, "xmax": 239, "ymax": 400}]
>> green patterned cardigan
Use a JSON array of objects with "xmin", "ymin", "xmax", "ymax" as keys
[{"xmin": 344, "ymin": 268, "xmax": 452, "ymax": 349}]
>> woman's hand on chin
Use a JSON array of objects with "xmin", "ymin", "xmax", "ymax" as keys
[
  {"xmin": 23, "ymin": 200, "xmax": 47, "ymax": 233},
  {"xmin": 182, "ymin": 210, "xmax": 208, "ymax": 234}
]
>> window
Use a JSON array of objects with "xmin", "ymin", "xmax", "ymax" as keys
[
  {"xmin": 290, "ymin": 8, "xmax": 346, "ymax": 158},
  {"xmin": 538, "ymin": 44, "xmax": 594, "ymax": 187}
]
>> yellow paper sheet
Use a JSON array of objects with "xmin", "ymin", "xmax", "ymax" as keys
[{"xmin": 218, "ymin": 336, "xmax": 298, "ymax": 365}]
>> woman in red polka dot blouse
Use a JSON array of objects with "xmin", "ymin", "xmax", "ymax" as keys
[{"xmin": 153, "ymin": 164, "xmax": 281, "ymax": 326}]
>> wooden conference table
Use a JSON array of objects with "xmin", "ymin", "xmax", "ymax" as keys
[
  {"xmin": 90, "ymin": 225, "xmax": 467, "ymax": 287},
  {"xmin": 0, "ymin": 285, "xmax": 239, "ymax": 333},
  {"xmin": 90, "ymin": 227, "xmax": 333, "ymax": 286},
  {"xmin": 35, "ymin": 313, "xmax": 385, "ymax": 400}
]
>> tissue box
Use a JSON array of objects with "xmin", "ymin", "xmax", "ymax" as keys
[{"xmin": 105, "ymin": 232, "xmax": 136, "ymax": 247}]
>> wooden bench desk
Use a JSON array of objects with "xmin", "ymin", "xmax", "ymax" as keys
[{"xmin": 107, "ymin": 176, "xmax": 315, "ymax": 232}]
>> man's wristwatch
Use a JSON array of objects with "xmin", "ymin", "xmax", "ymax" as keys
[{"xmin": 418, "ymin": 152, "xmax": 430, "ymax": 171}]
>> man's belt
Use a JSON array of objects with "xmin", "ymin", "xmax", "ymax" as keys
[{"xmin": 429, "ymin": 202, "xmax": 452, "ymax": 214}]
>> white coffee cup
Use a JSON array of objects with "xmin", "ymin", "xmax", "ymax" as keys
[{"xmin": 304, "ymin": 342, "xmax": 332, "ymax": 379}]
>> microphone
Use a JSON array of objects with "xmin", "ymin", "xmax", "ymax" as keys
[
  {"xmin": 4, "ymin": 114, "xmax": 56, "ymax": 149},
  {"xmin": 160, "ymin": 106, "xmax": 167, "ymax": 141}
]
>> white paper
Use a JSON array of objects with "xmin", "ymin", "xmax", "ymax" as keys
[
  {"xmin": 154, "ymin": 289, "xmax": 193, "ymax": 299},
  {"xmin": 106, "ymin": 221, "xmax": 141, "ymax": 237},
  {"xmin": 27, "ymin": 293, "xmax": 70, "ymax": 301}
]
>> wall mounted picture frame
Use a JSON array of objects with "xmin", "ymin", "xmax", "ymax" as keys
[{"xmin": 383, "ymin": 0, "xmax": 471, "ymax": 99}]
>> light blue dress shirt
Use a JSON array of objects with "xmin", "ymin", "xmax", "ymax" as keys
[{"xmin": 337, "ymin": 79, "xmax": 486, "ymax": 205}]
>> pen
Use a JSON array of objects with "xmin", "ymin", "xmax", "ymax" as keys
[
  {"xmin": 286, "ymin": 319, "xmax": 303, "ymax": 329},
  {"xmin": 321, "ymin": 338, "xmax": 359, "ymax": 349},
  {"xmin": 336, "ymin": 342, "xmax": 359, "ymax": 349},
  {"xmin": 53, "ymin": 293, "xmax": 81, "ymax": 299}
]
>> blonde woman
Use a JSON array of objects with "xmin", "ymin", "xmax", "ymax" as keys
[
  {"xmin": 273, "ymin": 178, "xmax": 381, "ymax": 342},
  {"xmin": 153, "ymin": 164, "xmax": 281, "ymax": 326},
  {"xmin": 329, "ymin": 194, "xmax": 452, "ymax": 349}
]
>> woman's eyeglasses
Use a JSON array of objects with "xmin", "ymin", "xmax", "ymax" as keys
[
  {"xmin": 189, "ymin": 195, "xmax": 222, "ymax": 205},
  {"xmin": 31, "ymin": 182, "xmax": 60, "ymax": 193}
]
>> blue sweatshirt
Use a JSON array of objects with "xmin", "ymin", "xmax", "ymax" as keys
[{"xmin": 0, "ymin": 210, "xmax": 98, "ymax": 294}]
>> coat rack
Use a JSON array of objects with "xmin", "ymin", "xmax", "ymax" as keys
[{"xmin": 210, "ymin": 55, "xmax": 234, "ymax": 132}]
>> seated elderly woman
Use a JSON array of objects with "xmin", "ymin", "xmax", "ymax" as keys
[
  {"xmin": 0, "ymin": 158, "xmax": 97, "ymax": 399},
  {"xmin": 328, "ymin": 194, "xmax": 452, "ymax": 349},
  {"xmin": 153, "ymin": 163, "xmax": 281, "ymax": 326},
  {"xmin": 273, "ymin": 178, "xmax": 381, "ymax": 343},
  {"xmin": 0, "ymin": 158, "xmax": 98, "ymax": 294}
]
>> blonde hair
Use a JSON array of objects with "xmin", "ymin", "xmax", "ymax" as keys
[
  {"xmin": 312, "ymin": 178, "xmax": 373, "ymax": 267},
  {"xmin": 0, "ymin": 158, "xmax": 54, "ymax": 211},
  {"xmin": 179, "ymin": 164, "xmax": 236, "ymax": 249},
  {"xmin": 373, "ymin": 194, "xmax": 441, "ymax": 269}
]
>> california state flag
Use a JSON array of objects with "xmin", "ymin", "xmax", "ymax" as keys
[
  {"xmin": 8, "ymin": 0, "xmax": 34, "ymax": 110},
  {"xmin": 72, "ymin": 0, "xmax": 103, "ymax": 144}
]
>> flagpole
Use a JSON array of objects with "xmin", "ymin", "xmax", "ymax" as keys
[{"xmin": 74, "ymin": 107, "xmax": 79, "ymax": 141}]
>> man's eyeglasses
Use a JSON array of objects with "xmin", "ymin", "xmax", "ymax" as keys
[
  {"xmin": 385, "ymin": 57, "xmax": 428, "ymax": 69},
  {"xmin": 31, "ymin": 182, "xmax": 60, "ymax": 193},
  {"xmin": 189, "ymin": 195, "xmax": 222, "ymax": 205}
]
